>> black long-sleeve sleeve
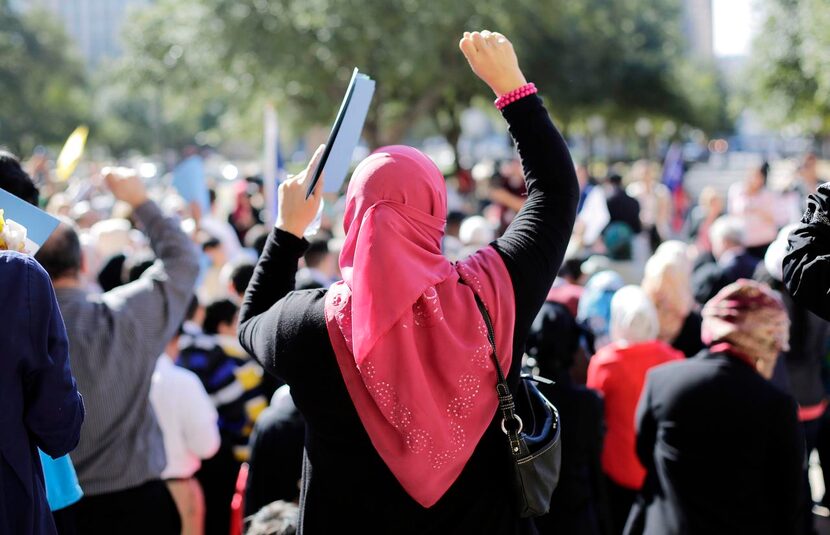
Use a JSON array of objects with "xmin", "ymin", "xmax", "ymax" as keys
[
  {"xmin": 784, "ymin": 183, "xmax": 830, "ymax": 321},
  {"xmin": 492, "ymin": 95, "xmax": 579, "ymax": 344},
  {"xmin": 238, "ymin": 228, "xmax": 310, "ymax": 380}
]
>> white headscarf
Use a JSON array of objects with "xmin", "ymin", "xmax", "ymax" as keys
[
  {"xmin": 610, "ymin": 285, "xmax": 659, "ymax": 345},
  {"xmin": 459, "ymin": 215, "xmax": 495, "ymax": 246}
]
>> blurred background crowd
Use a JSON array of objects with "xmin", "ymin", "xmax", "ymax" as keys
[
  {"xmin": 4, "ymin": 140, "xmax": 830, "ymax": 535},
  {"xmin": 5, "ymin": 0, "xmax": 830, "ymax": 534}
]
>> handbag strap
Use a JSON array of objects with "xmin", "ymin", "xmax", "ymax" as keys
[{"xmin": 471, "ymin": 292, "xmax": 525, "ymax": 456}]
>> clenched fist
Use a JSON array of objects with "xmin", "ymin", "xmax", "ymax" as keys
[
  {"xmin": 459, "ymin": 31, "xmax": 527, "ymax": 97},
  {"xmin": 102, "ymin": 167, "xmax": 149, "ymax": 208}
]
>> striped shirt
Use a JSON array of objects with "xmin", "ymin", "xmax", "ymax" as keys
[
  {"xmin": 178, "ymin": 332, "xmax": 268, "ymax": 461},
  {"xmin": 56, "ymin": 201, "xmax": 199, "ymax": 496}
]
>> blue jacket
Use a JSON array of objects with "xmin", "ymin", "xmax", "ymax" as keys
[{"xmin": 0, "ymin": 252, "xmax": 84, "ymax": 535}]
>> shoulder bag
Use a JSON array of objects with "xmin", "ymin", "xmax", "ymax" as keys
[{"xmin": 473, "ymin": 293, "xmax": 562, "ymax": 518}]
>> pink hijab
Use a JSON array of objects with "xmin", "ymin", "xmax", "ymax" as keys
[{"xmin": 324, "ymin": 146, "xmax": 516, "ymax": 507}]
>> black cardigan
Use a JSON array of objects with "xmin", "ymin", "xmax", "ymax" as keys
[{"xmin": 238, "ymin": 95, "xmax": 578, "ymax": 534}]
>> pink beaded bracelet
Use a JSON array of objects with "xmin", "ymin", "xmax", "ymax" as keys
[{"xmin": 494, "ymin": 83, "xmax": 538, "ymax": 110}]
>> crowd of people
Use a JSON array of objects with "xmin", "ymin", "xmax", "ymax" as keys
[{"xmin": 4, "ymin": 29, "xmax": 830, "ymax": 535}]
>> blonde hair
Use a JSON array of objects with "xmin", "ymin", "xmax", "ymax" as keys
[{"xmin": 642, "ymin": 242, "xmax": 694, "ymax": 342}]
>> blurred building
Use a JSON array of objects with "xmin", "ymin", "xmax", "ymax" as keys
[
  {"xmin": 15, "ymin": 0, "xmax": 151, "ymax": 68},
  {"xmin": 683, "ymin": 0, "xmax": 714, "ymax": 59}
]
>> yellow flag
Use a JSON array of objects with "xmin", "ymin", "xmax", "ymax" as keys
[{"xmin": 55, "ymin": 125, "xmax": 89, "ymax": 182}]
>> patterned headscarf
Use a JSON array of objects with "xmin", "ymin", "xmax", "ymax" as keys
[{"xmin": 701, "ymin": 279, "xmax": 790, "ymax": 379}]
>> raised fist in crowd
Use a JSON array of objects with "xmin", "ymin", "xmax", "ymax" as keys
[{"xmin": 459, "ymin": 31, "xmax": 528, "ymax": 97}]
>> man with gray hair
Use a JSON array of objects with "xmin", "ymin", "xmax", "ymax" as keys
[
  {"xmin": 36, "ymin": 169, "xmax": 199, "ymax": 534},
  {"xmin": 692, "ymin": 215, "xmax": 760, "ymax": 304}
]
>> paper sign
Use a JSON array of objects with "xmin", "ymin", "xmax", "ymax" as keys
[
  {"xmin": 172, "ymin": 154, "xmax": 210, "ymax": 214},
  {"xmin": 0, "ymin": 187, "xmax": 60, "ymax": 254},
  {"xmin": 578, "ymin": 186, "xmax": 610, "ymax": 245},
  {"xmin": 56, "ymin": 125, "xmax": 89, "ymax": 182},
  {"xmin": 306, "ymin": 68, "xmax": 376, "ymax": 198}
]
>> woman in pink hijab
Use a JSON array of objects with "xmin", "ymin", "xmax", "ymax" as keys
[{"xmin": 239, "ymin": 31, "xmax": 578, "ymax": 533}]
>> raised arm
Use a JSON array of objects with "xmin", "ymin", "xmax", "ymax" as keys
[
  {"xmin": 102, "ymin": 169, "xmax": 200, "ymax": 355},
  {"xmin": 238, "ymin": 147, "xmax": 325, "ymax": 377},
  {"xmin": 460, "ymin": 32, "xmax": 579, "ymax": 328}
]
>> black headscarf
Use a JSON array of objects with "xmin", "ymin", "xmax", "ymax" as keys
[{"xmin": 526, "ymin": 301, "xmax": 583, "ymax": 378}]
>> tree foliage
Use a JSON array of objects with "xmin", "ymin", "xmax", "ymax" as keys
[
  {"xmin": 94, "ymin": 1, "xmax": 243, "ymax": 154},
  {"xmin": 100, "ymin": 0, "xmax": 728, "ymax": 154},
  {"xmin": 201, "ymin": 0, "xmax": 498, "ymax": 149},
  {"xmin": 746, "ymin": 0, "xmax": 830, "ymax": 136},
  {"xmin": 500, "ymin": 0, "xmax": 728, "ymax": 132},
  {"xmin": 0, "ymin": 2, "xmax": 90, "ymax": 155}
]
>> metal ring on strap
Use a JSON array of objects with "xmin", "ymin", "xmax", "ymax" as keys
[{"xmin": 501, "ymin": 415, "xmax": 523, "ymax": 435}]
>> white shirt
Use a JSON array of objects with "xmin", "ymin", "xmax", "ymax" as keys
[
  {"xmin": 200, "ymin": 215, "xmax": 242, "ymax": 259},
  {"xmin": 727, "ymin": 183, "xmax": 784, "ymax": 247},
  {"xmin": 150, "ymin": 355, "xmax": 221, "ymax": 479}
]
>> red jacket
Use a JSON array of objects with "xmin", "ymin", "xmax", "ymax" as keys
[{"xmin": 587, "ymin": 340, "xmax": 683, "ymax": 490}]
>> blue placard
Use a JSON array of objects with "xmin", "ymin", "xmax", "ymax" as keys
[
  {"xmin": 0, "ymin": 187, "xmax": 60, "ymax": 250},
  {"xmin": 172, "ymin": 154, "xmax": 210, "ymax": 213},
  {"xmin": 306, "ymin": 69, "xmax": 375, "ymax": 197}
]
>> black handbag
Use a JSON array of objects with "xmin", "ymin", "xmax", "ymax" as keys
[{"xmin": 473, "ymin": 293, "xmax": 562, "ymax": 518}]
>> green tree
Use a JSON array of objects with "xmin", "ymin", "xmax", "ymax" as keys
[
  {"xmin": 203, "ymin": 0, "xmax": 497, "ymax": 151},
  {"xmin": 0, "ymin": 2, "xmax": 90, "ymax": 155},
  {"xmin": 105, "ymin": 0, "xmax": 727, "ymax": 157},
  {"xmin": 203, "ymin": 0, "xmax": 721, "ymax": 141},
  {"xmin": 94, "ymin": 0, "xmax": 243, "ymax": 155},
  {"xmin": 503, "ymin": 0, "xmax": 728, "ymax": 133},
  {"xmin": 746, "ymin": 0, "xmax": 830, "ymax": 138}
]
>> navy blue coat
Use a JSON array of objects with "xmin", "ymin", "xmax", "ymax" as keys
[{"xmin": 0, "ymin": 251, "xmax": 84, "ymax": 535}]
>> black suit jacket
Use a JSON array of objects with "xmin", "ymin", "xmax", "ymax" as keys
[
  {"xmin": 626, "ymin": 351, "xmax": 803, "ymax": 535},
  {"xmin": 605, "ymin": 187, "xmax": 642, "ymax": 234},
  {"xmin": 245, "ymin": 389, "xmax": 305, "ymax": 516},
  {"xmin": 692, "ymin": 252, "xmax": 759, "ymax": 305}
]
